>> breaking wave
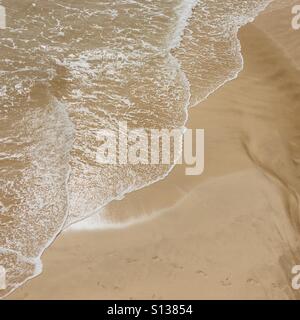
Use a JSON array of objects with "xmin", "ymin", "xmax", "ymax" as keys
[{"xmin": 0, "ymin": 0, "xmax": 272, "ymax": 297}]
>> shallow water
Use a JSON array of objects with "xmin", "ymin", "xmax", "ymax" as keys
[{"xmin": 0, "ymin": 0, "xmax": 272, "ymax": 297}]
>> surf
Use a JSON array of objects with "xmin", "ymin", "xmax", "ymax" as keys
[{"xmin": 0, "ymin": 0, "xmax": 274, "ymax": 297}]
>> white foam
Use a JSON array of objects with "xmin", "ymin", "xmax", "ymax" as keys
[
  {"xmin": 68, "ymin": 0, "xmax": 274, "ymax": 231},
  {"xmin": 0, "ymin": 0, "xmax": 275, "ymax": 297}
]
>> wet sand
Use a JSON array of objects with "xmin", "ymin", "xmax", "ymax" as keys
[{"xmin": 9, "ymin": 6, "xmax": 300, "ymax": 300}]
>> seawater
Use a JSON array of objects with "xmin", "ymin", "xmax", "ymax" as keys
[{"xmin": 0, "ymin": 0, "xmax": 272, "ymax": 297}]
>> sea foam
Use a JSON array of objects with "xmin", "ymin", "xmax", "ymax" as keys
[{"xmin": 0, "ymin": 0, "xmax": 273, "ymax": 297}]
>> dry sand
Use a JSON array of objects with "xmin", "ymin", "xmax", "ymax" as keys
[{"xmin": 9, "ymin": 5, "xmax": 300, "ymax": 299}]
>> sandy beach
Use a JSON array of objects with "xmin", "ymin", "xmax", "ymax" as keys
[{"xmin": 7, "ymin": 3, "xmax": 300, "ymax": 300}]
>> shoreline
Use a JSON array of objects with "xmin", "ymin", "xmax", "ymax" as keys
[{"xmin": 8, "ymin": 7, "xmax": 300, "ymax": 299}]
